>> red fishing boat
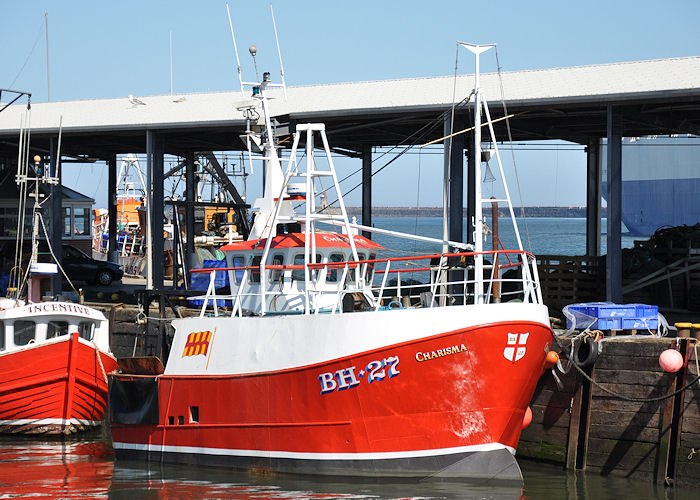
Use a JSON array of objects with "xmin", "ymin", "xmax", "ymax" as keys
[
  {"xmin": 110, "ymin": 42, "xmax": 553, "ymax": 483},
  {"xmin": 0, "ymin": 299, "xmax": 117, "ymax": 434},
  {"xmin": 0, "ymin": 119, "xmax": 118, "ymax": 434}
]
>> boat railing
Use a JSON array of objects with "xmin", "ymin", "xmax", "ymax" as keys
[{"xmin": 189, "ymin": 249, "xmax": 542, "ymax": 317}]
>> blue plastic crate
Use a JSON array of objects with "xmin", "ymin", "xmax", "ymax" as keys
[
  {"xmin": 622, "ymin": 317, "xmax": 659, "ymax": 330},
  {"xmin": 586, "ymin": 302, "xmax": 638, "ymax": 318},
  {"xmin": 595, "ymin": 318, "xmax": 622, "ymax": 330},
  {"xmin": 566, "ymin": 302, "xmax": 658, "ymax": 330}
]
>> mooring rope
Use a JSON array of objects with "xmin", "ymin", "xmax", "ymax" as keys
[{"xmin": 552, "ymin": 334, "xmax": 700, "ymax": 403}]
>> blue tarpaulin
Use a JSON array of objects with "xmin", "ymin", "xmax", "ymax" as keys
[{"xmin": 189, "ymin": 259, "xmax": 231, "ymax": 306}]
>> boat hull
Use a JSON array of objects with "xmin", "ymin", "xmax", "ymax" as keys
[
  {"xmin": 0, "ymin": 333, "xmax": 118, "ymax": 434},
  {"xmin": 111, "ymin": 305, "xmax": 552, "ymax": 482}
]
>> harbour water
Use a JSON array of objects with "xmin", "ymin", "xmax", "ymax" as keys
[
  {"xmin": 0, "ymin": 436, "xmax": 698, "ymax": 499},
  {"xmin": 370, "ymin": 216, "xmax": 638, "ymax": 256},
  {"xmin": 2, "ymin": 217, "xmax": 688, "ymax": 499}
]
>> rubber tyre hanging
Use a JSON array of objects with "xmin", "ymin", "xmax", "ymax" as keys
[{"xmin": 573, "ymin": 337, "xmax": 599, "ymax": 368}]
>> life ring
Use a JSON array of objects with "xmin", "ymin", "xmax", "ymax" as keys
[{"xmin": 573, "ymin": 337, "xmax": 599, "ymax": 368}]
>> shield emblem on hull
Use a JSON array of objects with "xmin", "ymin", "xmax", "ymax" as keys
[{"xmin": 504, "ymin": 332, "xmax": 529, "ymax": 362}]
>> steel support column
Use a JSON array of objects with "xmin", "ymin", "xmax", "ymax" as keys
[
  {"xmin": 606, "ymin": 106, "xmax": 623, "ymax": 302},
  {"xmin": 49, "ymin": 136, "xmax": 62, "ymax": 296},
  {"xmin": 361, "ymin": 145, "xmax": 372, "ymax": 239},
  {"xmin": 445, "ymin": 116, "xmax": 465, "ymax": 243},
  {"xmin": 465, "ymin": 132, "xmax": 476, "ymax": 245},
  {"xmin": 185, "ymin": 150, "xmax": 197, "ymax": 274},
  {"xmin": 146, "ymin": 130, "xmax": 165, "ymax": 289},
  {"xmin": 585, "ymin": 139, "xmax": 601, "ymax": 256},
  {"xmin": 107, "ymin": 155, "xmax": 118, "ymax": 263},
  {"xmin": 153, "ymin": 135, "xmax": 165, "ymax": 290}
]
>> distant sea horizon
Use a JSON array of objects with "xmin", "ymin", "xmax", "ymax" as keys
[{"xmin": 346, "ymin": 206, "xmax": 608, "ymax": 218}]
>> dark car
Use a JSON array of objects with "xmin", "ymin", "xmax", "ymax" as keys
[{"xmin": 36, "ymin": 243, "xmax": 124, "ymax": 286}]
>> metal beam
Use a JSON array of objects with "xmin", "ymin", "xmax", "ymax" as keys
[
  {"xmin": 362, "ymin": 145, "xmax": 372, "ymax": 239},
  {"xmin": 465, "ymin": 132, "xmax": 476, "ymax": 245},
  {"xmin": 49, "ymin": 137, "xmax": 62, "ymax": 297},
  {"xmin": 107, "ymin": 155, "xmax": 118, "ymax": 263},
  {"xmin": 445, "ymin": 115, "xmax": 465, "ymax": 243},
  {"xmin": 585, "ymin": 139, "xmax": 601, "ymax": 256},
  {"xmin": 185, "ymin": 151, "xmax": 197, "ymax": 276},
  {"xmin": 153, "ymin": 134, "xmax": 165, "ymax": 289},
  {"xmin": 146, "ymin": 131, "xmax": 165, "ymax": 289},
  {"xmin": 606, "ymin": 106, "xmax": 623, "ymax": 302},
  {"xmin": 201, "ymin": 151, "xmax": 251, "ymax": 238}
]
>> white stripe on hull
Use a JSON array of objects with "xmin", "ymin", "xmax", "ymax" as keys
[
  {"xmin": 0, "ymin": 418, "xmax": 102, "ymax": 427},
  {"xmin": 112, "ymin": 441, "xmax": 515, "ymax": 461}
]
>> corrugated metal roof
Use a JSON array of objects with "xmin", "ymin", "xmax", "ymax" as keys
[{"xmin": 0, "ymin": 56, "xmax": 698, "ymax": 134}]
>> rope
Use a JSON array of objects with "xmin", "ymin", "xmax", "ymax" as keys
[
  {"xmin": 552, "ymin": 334, "xmax": 700, "ymax": 403},
  {"xmin": 92, "ymin": 341, "xmax": 108, "ymax": 385},
  {"xmin": 37, "ymin": 212, "xmax": 80, "ymax": 294}
]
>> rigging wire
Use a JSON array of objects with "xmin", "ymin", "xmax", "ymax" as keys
[
  {"xmin": 494, "ymin": 47, "xmax": 533, "ymax": 253},
  {"xmin": 9, "ymin": 18, "xmax": 45, "ymax": 89},
  {"xmin": 323, "ymin": 96, "xmax": 473, "ymax": 207}
]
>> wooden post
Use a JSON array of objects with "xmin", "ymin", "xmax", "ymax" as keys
[
  {"xmin": 659, "ymin": 339, "xmax": 691, "ymax": 485},
  {"xmin": 567, "ymin": 365, "xmax": 594, "ymax": 470}
]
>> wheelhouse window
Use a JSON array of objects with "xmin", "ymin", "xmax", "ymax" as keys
[
  {"xmin": 365, "ymin": 253, "xmax": 377, "ymax": 283},
  {"xmin": 269, "ymin": 255, "xmax": 284, "ymax": 282},
  {"xmin": 14, "ymin": 320, "xmax": 35, "ymax": 346},
  {"xmin": 0, "ymin": 321, "xmax": 5, "ymax": 350},
  {"xmin": 249, "ymin": 255, "xmax": 262, "ymax": 283},
  {"xmin": 78, "ymin": 321, "xmax": 95, "ymax": 341},
  {"xmin": 231, "ymin": 255, "xmax": 245, "ymax": 284},
  {"xmin": 292, "ymin": 254, "xmax": 322, "ymax": 282},
  {"xmin": 326, "ymin": 253, "xmax": 344, "ymax": 283},
  {"xmin": 47, "ymin": 321, "xmax": 69, "ymax": 339}
]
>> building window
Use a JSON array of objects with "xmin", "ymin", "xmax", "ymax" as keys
[
  {"xmin": 73, "ymin": 207, "xmax": 90, "ymax": 236},
  {"xmin": 63, "ymin": 207, "xmax": 72, "ymax": 236},
  {"xmin": 0, "ymin": 208, "xmax": 17, "ymax": 238}
]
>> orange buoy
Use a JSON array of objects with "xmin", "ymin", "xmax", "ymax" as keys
[
  {"xmin": 544, "ymin": 350, "xmax": 559, "ymax": 369},
  {"xmin": 659, "ymin": 349, "xmax": 683, "ymax": 373},
  {"xmin": 522, "ymin": 406, "xmax": 533, "ymax": 429}
]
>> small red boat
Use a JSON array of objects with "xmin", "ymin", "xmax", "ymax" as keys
[
  {"xmin": 0, "ymin": 299, "xmax": 118, "ymax": 434},
  {"xmin": 1, "ymin": 113, "xmax": 118, "ymax": 434}
]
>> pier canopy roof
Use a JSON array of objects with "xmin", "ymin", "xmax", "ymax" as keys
[{"xmin": 0, "ymin": 55, "xmax": 699, "ymax": 157}]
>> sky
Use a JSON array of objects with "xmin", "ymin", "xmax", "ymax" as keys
[{"xmin": 2, "ymin": 0, "xmax": 699, "ymax": 209}]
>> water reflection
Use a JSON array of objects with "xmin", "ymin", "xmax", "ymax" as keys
[
  {"xmin": 0, "ymin": 439, "xmax": 113, "ymax": 499},
  {"xmin": 0, "ymin": 438, "xmax": 697, "ymax": 499}
]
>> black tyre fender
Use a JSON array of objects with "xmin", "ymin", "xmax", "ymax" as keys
[{"xmin": 573, "ymin": 337, "xmax": 599, "ymax": 368}]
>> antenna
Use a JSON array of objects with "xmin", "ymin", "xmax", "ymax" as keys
[
  {"xmin": 45, "ymin": 12, "xmax": 50, "ymax": 102},
  {"xmin": 225, "ymin": 2, "xmax": 245, "ymax": 95},
  {"xmin": 269, "ymin": 3, "xmax": 288, "ymax": 99},
  {"xmin": 169, "ymin": 30, "xmax": 173, "ymax": 95}
]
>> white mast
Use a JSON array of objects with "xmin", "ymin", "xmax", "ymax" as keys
[{"xmin": 459, "ymin": 42, "xmax": 494, "ymax": 305}]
